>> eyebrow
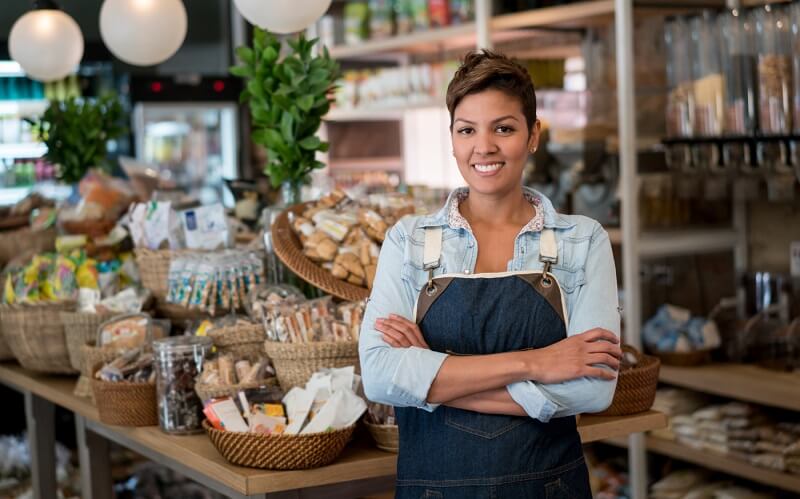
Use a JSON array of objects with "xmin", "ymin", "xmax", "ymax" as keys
[{"xmin": 453, "ymin": 115, "xmax": 520, "ymax": 125}]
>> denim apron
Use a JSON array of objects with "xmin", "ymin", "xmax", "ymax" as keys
[{"xmin": 395, "ymin": 227, "xmax": 592, "ymax": 499}]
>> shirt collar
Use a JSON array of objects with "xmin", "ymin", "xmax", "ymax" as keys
[{"xmin": 418, "ymin": 186, "xmax": 576, "ymax": 232}]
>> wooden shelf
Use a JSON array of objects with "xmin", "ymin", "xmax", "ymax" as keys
[
  {"xmin": 325, "ymin": 100, "xmax": 444, "ymax": 122},
  {"xmin": 639, "ymin": 228, "xmax": 739, "ymax": 258},
  {"xmin": 659, "ymin": 363, "xmax": 800, "ymax": 412},
  {"xmin": 578, "ymin": 411, "xmax": 667, "ymax": 443},
  {"xmin": 328, "ymin": 157, "xmax": 404, "ymax": 172},
  {"xmin": 604, "ymin": 435, "xmax": 800, "ymax": 494}
]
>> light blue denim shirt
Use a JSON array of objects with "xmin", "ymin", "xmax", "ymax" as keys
[{"xmin": 359, "ymin": 186, "xmax": 621, "ymax": 422}]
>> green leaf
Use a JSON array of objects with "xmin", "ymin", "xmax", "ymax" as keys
[
  {"xmin": 318, "ymin": 142, "xmax": 329, "ymax": 153},
  {"xmin": 297, "ymin": 95, "xmax": 314, "ymax": 112},
  {"xmin": 235, "ymin": 46, "xmax": 254, "ymax": 64},
  {"xmin": 280, "ymin": 112, "xmax": 294, "ymax": 142},
  {"xmin": 263, "ymin": 45, "xmax": 279, "ymax": 64},
  {"xmin": 229, "ymin": 65, "xmax": 252, "ymax": 78},
  {"xmin": 297, "ymin": 135, "xmax": 320, "ymax": 150},
  {"xmin": 239, "ymin": 89, "xmax": 252, "ymax": 104},
  {"xmin": 247, "ymin": 80, "xmax": 264, "ymax": 99}
]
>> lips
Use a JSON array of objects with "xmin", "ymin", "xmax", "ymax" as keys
[{"xmin": 471, "ymin": 162, "xmax": 505, "ymax": 176}]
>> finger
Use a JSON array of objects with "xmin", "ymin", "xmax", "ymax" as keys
[
  {"xmin": 379, "ymin": 328, "xmax": 412, "ymax": 348},
  {"xmin": 380, "ymin": 321, "xmax": 425, "ymax": 348},
  {"xmin": 583, "ymin": 328, "xmax": 620, "ymax": 344},
  {"xmin": 588, "ymin": 353, "xmax": 620, "ymax": 370},
  {"xmin": 381, "ymin": 333, "xmax": 403, "ymax": 348},
  {"xmin": 587, "ymin": 341, "xmax": 623, "ymax": 358},
  {"xmin": 383, "ymin": 318, "xmax": 429, "ymax": 349},
  {"xmin": 583, "ymin": 366, "xmax": 617, "ymax": 380}
]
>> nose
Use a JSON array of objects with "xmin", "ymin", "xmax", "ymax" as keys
[{"xmin": 473, "ymin": 130, "xmax": 498, "ymax": 156}]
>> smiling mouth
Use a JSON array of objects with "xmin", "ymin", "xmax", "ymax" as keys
[{"xmin": 471, "ymin": 162, "xmax": 505, "ymax": 174}]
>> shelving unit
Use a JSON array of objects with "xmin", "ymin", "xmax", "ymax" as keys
[
  {"xmin": 605, "ymin": 435, "xmax": 800, "ymax": 494},
  {"xmin": 659, "ymin": 363, "xmax": 800, "ymax": 412},
  {"xmin": 328, "ymin": 157, "xmax": 404, "ymax": 172}
]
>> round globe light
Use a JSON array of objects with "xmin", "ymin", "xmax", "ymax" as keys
[
  {"xmin": 99, "ymin": 0, "xmax": 187, "ymax": 66},
  {"xmin": 8, "ymin": 9, "xmax": 84, "ymax": 82},
  {"xmin": 233, "ymin": 0, "xmax": 332, "ymax": 34}
]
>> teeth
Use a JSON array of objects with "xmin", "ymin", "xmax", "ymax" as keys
[{"xmin": 473, "ymin": 163, "xmax": 503, "ymax": 173}]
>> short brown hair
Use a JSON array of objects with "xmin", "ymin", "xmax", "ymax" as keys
[{"xmin": 445, "ymin": 50, "xmax": 537, "ymax": 133}]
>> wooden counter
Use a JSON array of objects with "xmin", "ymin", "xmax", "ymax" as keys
[{"xmin": 0, "ymin": 362, "xmax": 667, "ymax": 498}]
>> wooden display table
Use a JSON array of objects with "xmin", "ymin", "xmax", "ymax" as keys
[{"xmin": 0, "ymin": 362, "xmax": 666, "ymax": 499}]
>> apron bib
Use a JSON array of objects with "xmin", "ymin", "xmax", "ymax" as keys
[{"xmin": 394, "ymin": 227, "xmax": 591, "ymax": 499}]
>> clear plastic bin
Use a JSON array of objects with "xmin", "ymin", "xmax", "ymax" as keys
[{"xmin": 154, "ymin": 335, "xmax": 213, "ymax": 434}]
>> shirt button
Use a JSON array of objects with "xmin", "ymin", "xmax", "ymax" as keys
[{"xmin": 463, "ymin": 269, "xmax": 470, "ymax": 274}]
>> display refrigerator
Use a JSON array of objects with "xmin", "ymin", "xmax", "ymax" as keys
[{"xmin": 133, "ymin": 102, "xmax": 238, "ymax": 206}]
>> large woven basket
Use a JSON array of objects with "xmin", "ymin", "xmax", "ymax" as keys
[
  {"xmin": 0, "ymin": 317, "xmax": 13, "ymax": 361},
  {"xmin": 61, "ymin": 311, "xmax": 116, "ymax": 372},
  {"xmin": 91, "ymin": 377, "xmax": 158, "ymax": 426},
  {"xmin": 365, "ymin": 422, "xmax": 398, "ymax": 453},
  {"xmin": 135, "ymin": 249, "xmax": 187, "ymax": 301},
  {"xmin": 0, "ymin": 301, "xmax": 76, "ymax": 374},
  {"xmin": 652, "ymin": 348, "xmax": 713, "ymax": 366},
  {"xmin": 595, "ymin": 345, "xmax": 660, "ymax": 417},
  {"xmin": 195, "ymin": 378, "xmax": 278, "ymax": 403},
  {"xmin": 208, "ymin": 322, "xmax": 265, "ymax": 362},
  {"xmin": 77, "ymin": 344, "xmax": 130, "ymax": 400},
  {"xmin": 263, "ymin": 341, "xmax": 359, "ymax": 391},
  {"xmin": 0, "ymin": 226, "xmax": 56, "ymax": 269},
  {"xmin": 203, "ymin": 420, "xmax": 355, "ymax": 470},
  {"xmin": 271, "ymin": 204, "xmax": 370, "ymax": 302}
]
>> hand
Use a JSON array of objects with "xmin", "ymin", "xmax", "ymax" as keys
[
  {"xmin": 527, "ymin": 328, "xmax": 621, "ymax": 383},
  {"xmin": 375, "ymin": 314, "xmax": 429, "ymax": 349}
]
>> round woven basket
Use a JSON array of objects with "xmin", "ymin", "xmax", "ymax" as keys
[
  {"xmin": 0, "ymin": 316, "xmax": 13, "ymax": 361},
  {"xmin": 0, "ymin": 226, "xmax": 56, "ymax": 269},
  {"xmin": 61, "ymin": 311, "xmax": 117, "ymax": 372},
  {"xmin": 208, "ymin": 322, "xmax": 266, "ymax": 362},
  {"xmin": 77, "ymin": 344, "xmax": 130, "ymax": 401},
  {"xmin": 0, "ymin": 301, "xmax": 77, "ymax": 374},
  {"xmin": 365, "ymin": 422, "xmax": 398, "ymax": 453},
  {"xmin": 271, "ymin": 204, "xmax": 370, "ymax": 302},
  {"xmin": 91, "ymin": 377, "xmax": 158, "ymax": 426},
  {"xmin": 595, "ymin": 345, "xmax": 660, "ymax": 417},
  {"xmin": 203, "ymin": 420, "xmax": 355, "ymax": 470},
  {"xmin": 195, "ymin": 378, "xmax": 278, "ymax": 403},
  {"xmin": 263, "ymin": 341, "xmax": 359, "ymax": 391}
]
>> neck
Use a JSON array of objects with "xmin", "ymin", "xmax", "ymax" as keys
[{"xmin": 461, "ymin": 186, "xmax": 533, "ymax": 228}]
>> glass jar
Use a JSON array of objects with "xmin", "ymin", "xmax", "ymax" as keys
[
  {"xmin": 154, "ymin": 335, "xmax": 213, "ymax": 435},
  {"xmin": 665, "ymin": 17, "xmax": 694, "ymax": 170},
  {"xmin": 690, "ymin": 11, "xmax": 725, "ymax": 137},
  {"xmin": 754, "ymin": 4, "xmax": 793, "ymax": 135},
  {"xmin": 665, "ymin": 17, "xmax": 695, "ymax": 138},
  {"xmin": 720, "ymin": 8, "xmax": 759, "ymax": 136}
]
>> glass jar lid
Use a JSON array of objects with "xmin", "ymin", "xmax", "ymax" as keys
[{"xmin": 153, "ymin": 335, "xmax": 212, "ymax": 355}]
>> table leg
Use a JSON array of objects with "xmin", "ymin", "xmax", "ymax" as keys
[
  {"xmin": 24, "ymin": 392, "xmax": 56, "ymax": 499},
  {"xmin": 75, "ymin": 414, "xmax": 112, "ymax": 499}
]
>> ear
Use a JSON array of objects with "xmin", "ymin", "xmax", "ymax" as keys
[{"xmin": 527, "ymin": 120, "xmax": 542, "ymax": 153}]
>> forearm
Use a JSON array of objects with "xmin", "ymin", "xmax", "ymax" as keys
[
  {"xmin": 426, "ymin": 352, "xmax": 531, "ymax": 404},
  {"xmin": 446, "ymin": 387, "xmax": 527, "ymax": 416}
]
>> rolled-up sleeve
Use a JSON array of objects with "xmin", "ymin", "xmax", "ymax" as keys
[
  {"xmin": 359, "ymin": 224, "xmax": 448, "ymax": 411},
  {"xmin": 507, "ymin": 224, "xmax": 621, "ymax": 421}
]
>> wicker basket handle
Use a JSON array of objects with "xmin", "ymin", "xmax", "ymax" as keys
[{"xmin": 620, "ymin": 344, "xmax": 642, "ymax": 367}]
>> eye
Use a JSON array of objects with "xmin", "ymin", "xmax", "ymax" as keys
[
  {"xmin": 495, "ymin": 124, "xmax": 515, "ymax": 134},
  {"xmin": 457, "ymin": 127, "xmax": 474, "ymax": 135}
]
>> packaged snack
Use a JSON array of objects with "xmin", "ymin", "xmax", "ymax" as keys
[
  {"xmin": 181, "ymin": 203, "xmax": 230, "ymax": 250},
  {"xmin": 428, "ymin": 0, "xmax": 450, "ymax": 28},
  {"xmin": 97, "ymin": 313, "xmax": 152, "ymax": 349}
]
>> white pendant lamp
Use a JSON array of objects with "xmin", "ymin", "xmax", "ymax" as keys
[
  {"xmin": 99, "ymin": 0, "xmax": 188, "ymax": 66},
  {"xmin": 233, "ymin": 0, "xmax": 332, "ymax": 34},
  {"xmin": 8, "ymin": 0, "xmax": 84, "ymax": 82}
]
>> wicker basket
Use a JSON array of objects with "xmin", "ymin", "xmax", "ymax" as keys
[
  {"xmin": 61, "ymin": 311, "xmax": 117, "ymax": 372},
  {"xmin": 203, "ymin": 420, "xmax": 355, "ymax": 470},
  {"xmin": 263, "ymin": 340, "xmax": 359, "ymax": 391},
  {"xmin": 135, "ymin": 248, "xmax": 186, "ymax": 301},
  {"xmin": 0, "ymin": 301, "xmax": 76, "ymax": 374},
  {"xmin": 595, "ymin": 345, "xmax": 660, "ymax": 417},
  {"xmin": 208, "ymin": 322, "xmax": 266, "ymax": 362},
  {"xmin": 91, "ymin": 377, "xmax": 158, "ymax": 426},
  {"xmin": 77, "ymin": 344, "xmax": 130, "ymax": 400},
  {"xmin": 0, "ymin": 318, "xmax": 13, "ymax": 361},
  {"xmin": 195, "ymin": 378, "xmax": 278, "ymax": 403},
  {"xmin": 0, "ymin": 226, "xmax": 56, "ymax": 269},
  {"xmin": 271, "ymin": 204, "xmax": 370, "ymax": 302},
  {"xmin": 365, "ymin": 422, "xmax": 398, "ymax": 453}
]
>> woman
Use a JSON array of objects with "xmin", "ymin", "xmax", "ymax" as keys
[{"xmin": 359, "ymin": 50, "xmax": 622, "ymax": 499}]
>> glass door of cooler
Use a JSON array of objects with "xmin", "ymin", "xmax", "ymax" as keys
[{"xmin": 133, "ymin": 102, "xmax": 238, "ymax": 205}]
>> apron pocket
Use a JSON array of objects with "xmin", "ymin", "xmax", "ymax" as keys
[{"xmin": 444, "ymin": 407, "xmax": 526, "ymax": 440}]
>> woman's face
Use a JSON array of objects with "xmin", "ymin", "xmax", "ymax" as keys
[{"xmin": 451, "ymin": 88, "xmax": 540, "ymax": 197}]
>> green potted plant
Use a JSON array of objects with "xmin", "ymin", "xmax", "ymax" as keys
[
  {"xmin": 230, "ymin": 28, "xmax": 340, "ymax": 205},
  {"xmin": 27, "ymin": 93, "xmax": 127, "ymax": 185}
]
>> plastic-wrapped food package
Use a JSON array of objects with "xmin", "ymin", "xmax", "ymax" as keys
[{"xmin": 754, "ymin": 4, "xmax": 793, "ymax": 135}]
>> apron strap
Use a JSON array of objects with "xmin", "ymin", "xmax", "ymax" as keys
[{"xmin": 539, "ymin": 228, "xmax": 558, "ymax": 276}]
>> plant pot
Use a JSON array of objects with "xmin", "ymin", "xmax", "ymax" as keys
[{"xmin": 281, "ymin": 180, "xmax": 302, "ymax": 206}]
